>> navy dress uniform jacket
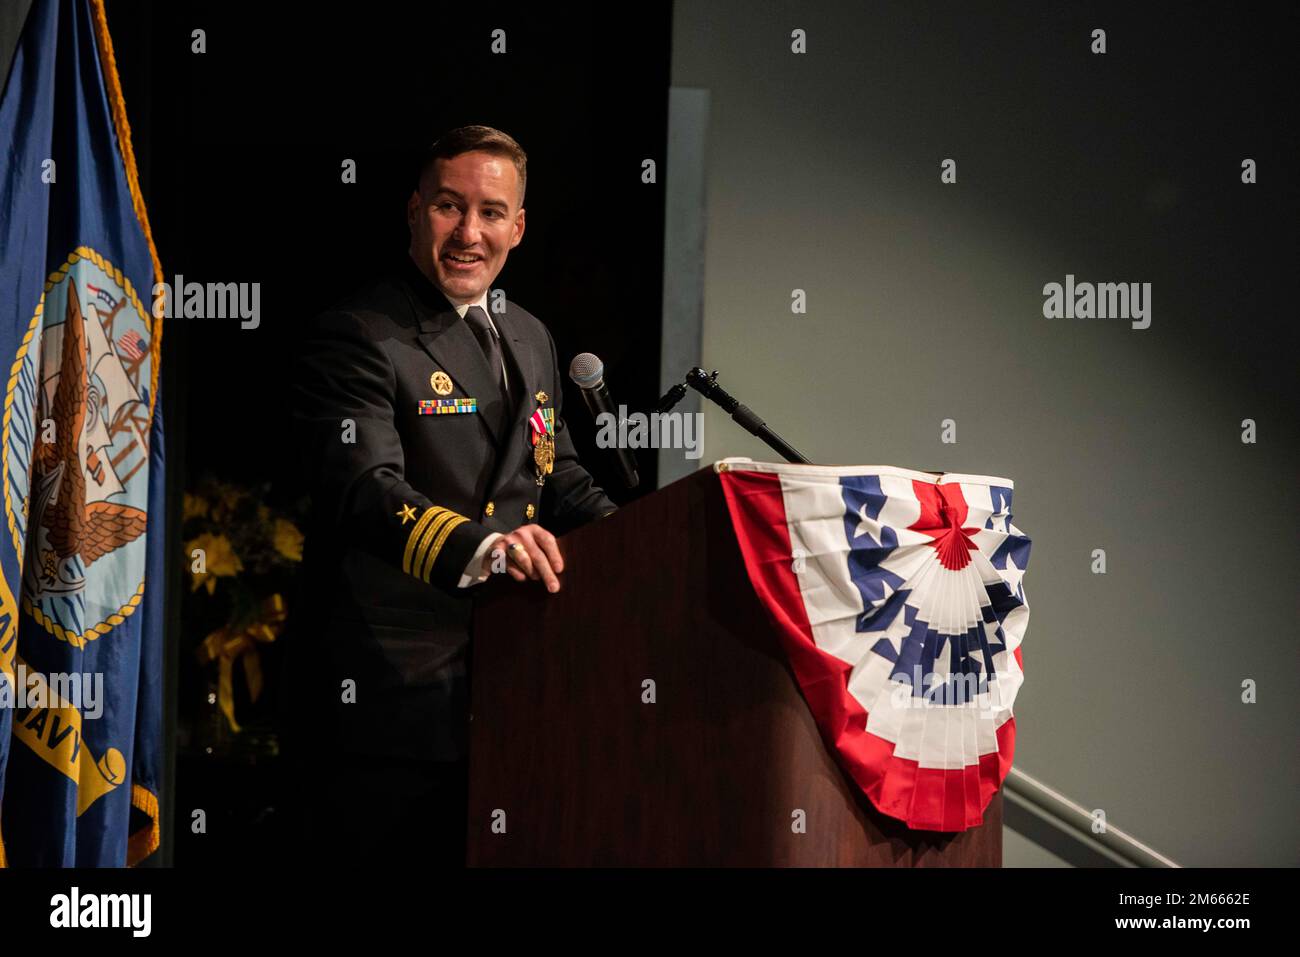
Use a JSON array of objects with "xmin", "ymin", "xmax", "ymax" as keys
[{"xmin": 289, "ymin": 255, "xmax": 616, "ymax": 762}]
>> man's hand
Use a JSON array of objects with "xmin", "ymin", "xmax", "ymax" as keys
[{"xmin": 483, "ymin": 524, "xmax": 565, "ymax": 593}]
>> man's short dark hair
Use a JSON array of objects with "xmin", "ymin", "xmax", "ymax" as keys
[{"xmin": 415, "ymin": 125, "xmax": 528, "ymax": 207}]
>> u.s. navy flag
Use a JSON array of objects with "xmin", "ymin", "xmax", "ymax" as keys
[
  {"xmin": 716, "ymin": 459, "xmax": 1031, "ymax": 832},
  {"xmin": 0, "ymin": 0, "xmax": 165, "ymax": 865}
]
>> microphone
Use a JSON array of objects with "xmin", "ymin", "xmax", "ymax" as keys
[
  {"xmin": 568, "ymin": 353, "xmax": 640, "ymax": 489},
  {"xmin": 684, "ymin": 367, "xmax": 810, "ymax": 464}
]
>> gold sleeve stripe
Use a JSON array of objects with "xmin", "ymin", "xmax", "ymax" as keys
[
  {"xmin": 403, "ymin": 507, "xmax": 448, "ymax": 575},
  {"xmin": 412, "ymin": 509, "xmax": 459, "ymax": 580},
  {"xmin": 419, "ymin": 515, "xmax": 469, "ymax": 583}
]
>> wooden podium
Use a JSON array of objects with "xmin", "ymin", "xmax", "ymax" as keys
[{"xmin": 466, "ymin": 466, "xmax": 1001, "ymax": 866}]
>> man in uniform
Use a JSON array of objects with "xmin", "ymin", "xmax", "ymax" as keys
[{"xmin": 287, "ymin": 125, "xmax": 616, "ymax": 865}]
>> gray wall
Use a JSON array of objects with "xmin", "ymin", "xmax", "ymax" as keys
[
  {"xmin": 669, "ymin": 0, "xmax": 1297, "ymax": 866},
  {"xmin": 0, "ymin": 0, "xmax": 34, "ymax": 91}
]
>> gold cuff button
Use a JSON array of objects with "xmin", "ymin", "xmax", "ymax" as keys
[
  {"xmin": 525, "ymin": 504, "xmax": 535, "ymax": 520},
  {"xmin": 484, "ymin": 501, "xmax": 495, "ymax": 517}
]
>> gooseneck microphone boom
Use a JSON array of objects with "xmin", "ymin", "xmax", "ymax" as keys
[
  {"xmin": 568, "ymin": 353, "xmax": 641, "ymax": 489},
  {"xmin": 684, "ymin": 367, "xmax": 811, "ymax": 464}
]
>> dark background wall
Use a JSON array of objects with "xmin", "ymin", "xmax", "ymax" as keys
[
  {"xmin": 670, "ymin": 0, "xmax": 1298, "ymax": 865},
  {"xmin": 99, "ymin": 0, "xmax": 673, "ymax": 863},
  {"xmin": 109, "ymin": 0, "xmax": 670, "ymax": 497}
]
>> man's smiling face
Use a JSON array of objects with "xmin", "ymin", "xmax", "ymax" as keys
[{"xmin": 407, "ymin": 150, "xmax": 525, "ymax": 304}]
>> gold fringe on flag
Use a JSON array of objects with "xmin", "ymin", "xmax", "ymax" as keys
[
  {"xmin": 89, "ymin": 0, "xmax": 167, "ymax": 867},
  {"xmin": 88, "ymin": 0, "xmax": 165, "ymax": 421},
  {"xmin": 127, "ymin": 784, "xmax": 160, "ymax": 866}
]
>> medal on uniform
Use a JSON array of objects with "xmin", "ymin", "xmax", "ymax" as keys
[
  {"xmin": 529, "ymin": 405, "xmax": 556, "ymax": 487},
  {"xmin": 430, "ymin": 371, "xmax": 453, "ymax": 395}
]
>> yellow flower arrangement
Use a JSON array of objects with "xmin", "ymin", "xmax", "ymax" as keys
[
  {"xmin": 272, "ymin": 518, "xmax": 303, "ymax": 562},
  {"xmin": 182, "ymin": 491, "xmax": 209, "ymax": 522},
  {"xmin": 183, "ymin": 476, "xmax": 307, "ymax": 738},
  {"xmin": 185, "ymin": 532, "xmax": 243, "ymax": 595}
]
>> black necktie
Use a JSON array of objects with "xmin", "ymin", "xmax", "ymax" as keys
[{"xmin": 464, "ymin": 305, "xmax": 509, "ymax": 402}]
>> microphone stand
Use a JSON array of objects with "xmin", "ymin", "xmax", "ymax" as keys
[{"xmin": 653, "ymin": 368, "xmax": 811, "ymax": 465}]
